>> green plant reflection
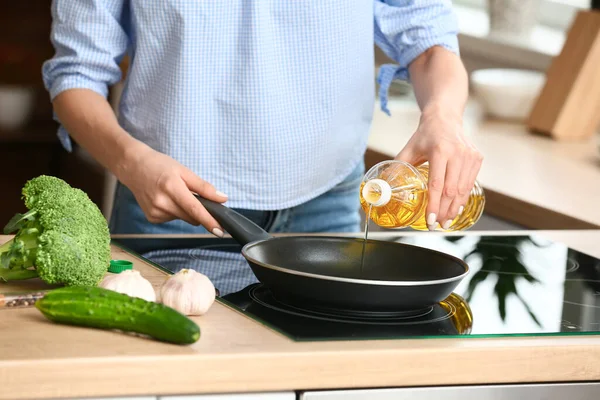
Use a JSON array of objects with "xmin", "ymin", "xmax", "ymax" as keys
[{"xmin": 446, "ymin": 236, "xmax": 551, "ymax": 326}]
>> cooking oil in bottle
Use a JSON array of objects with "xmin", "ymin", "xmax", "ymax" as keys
[
  {"xmin": 359, "ymin": 160, "xmax": 485, "ymax": 231},
  {"xmin": 359, "ymin": 203, "xmax": 372, "ymax": 274}
]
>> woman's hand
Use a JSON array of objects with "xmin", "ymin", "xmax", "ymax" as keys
[
  {"xmin": 115, "ymin": 143, "xmax": 228, "ymax": 236},
  {"xmin": 50, "ymin": 89, "xmax": 227, "ymax": 236},
  {"xmin": 395, "ymin": 107, "xmax": 483, "ymax": 231}
]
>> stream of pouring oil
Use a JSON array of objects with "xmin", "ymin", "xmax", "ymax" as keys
[{"xmin": 359, "ymin": 205, "xmax": 372, "ymax": 275}]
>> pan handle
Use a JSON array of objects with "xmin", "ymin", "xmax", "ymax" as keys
[{"xmin": 194, "ymin": 195, "xmax": 272, "ymax": 245}]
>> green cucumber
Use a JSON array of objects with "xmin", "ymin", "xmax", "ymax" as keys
[{"xmin": 35, "ymin": 286, "xmax": 200, "ymax": 344}]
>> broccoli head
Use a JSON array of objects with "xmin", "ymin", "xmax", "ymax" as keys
[{"xmin": 0, "ymin": 175, "xmax": 111, "ymax": 286}]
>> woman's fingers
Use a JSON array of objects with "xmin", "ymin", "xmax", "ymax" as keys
[
  {"xmin": 425, "ymin": 155, "xmax": 448, "ymax": 231},
  {"xmin": 394, "ymin": 146, "xmax": 424, "ymax": 167},
  {"xmin": 438, "ymin": 156, "xmax": 463, "ymax": 229},
  {"xmin": 467, "ymin": 148, "xmax": 484, "ymax": 195},
  {"xmin": 447, "ymin": 147, "xmax": 483, "ymax": 222},
  {"xmin": 173, "ymin": 180, "xmax": 225, "ymax": 236},
  {"xmin": 447, "ymin": 161, "xmax": 472, "ymax": 224},
  {"xmin": 142, "ymin": 189, "xmax": 212, "ymax": 230},
  {"xmin": 442, "ymin": 146, "xmax": 485, "ymax": 230},
  {"xmin": 181, "ymin": 168, "xmax": 228, "ymax": 203},
  {"xmin": 150, "ymin": 171, "xmax": 226, "ymax": 236},
  {"xmin": 176, "ymin": 168, "xmax": 229, "ymax": 235},
  {"xmin": 159, "ymin": 200, "xmax": 203, "ymax": 227}
]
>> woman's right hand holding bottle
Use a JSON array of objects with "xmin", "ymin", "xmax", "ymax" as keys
[{"xmin": 395, "ymin": 108, "xmax": 484, "ymax": 231}]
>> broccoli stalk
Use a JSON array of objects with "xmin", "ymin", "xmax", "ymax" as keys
[
  {"xmin": 0, "ymin": 214, "xmax": 44, "ymax": 281},
  {"xmin": 0, "ymin": 175, "xmax": 111, "ymax": 287}
]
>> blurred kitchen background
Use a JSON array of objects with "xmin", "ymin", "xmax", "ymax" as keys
[{"xmin": 0, "ymin": 0, "xmax": 597, "ymax": 231}]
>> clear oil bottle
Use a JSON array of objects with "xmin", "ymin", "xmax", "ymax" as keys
[{"xmin": 359, "ymin": 160, "xmax": 485, "ymax": 231}]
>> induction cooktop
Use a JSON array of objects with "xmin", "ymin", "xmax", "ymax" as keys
[{"xmin": 112, "ymin": 233, "xmax": 600, "ymax": 342}]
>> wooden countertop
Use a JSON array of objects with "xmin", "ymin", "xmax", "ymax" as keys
[
  {"xmin": 366, "ymin": 98, "xmax": 600, "ymax": 229},
  {"xmin": 1, "ymin": 230, "xmax": 600, "ymax": 399}
]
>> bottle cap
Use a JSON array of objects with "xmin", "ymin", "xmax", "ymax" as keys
[
  {"xmin": 362, "ymin": 179, "xmax": 392, "ymax": 207},
  {"xmin": 108, "ymin": 259, "xmax": 133, "ymax": 273}
]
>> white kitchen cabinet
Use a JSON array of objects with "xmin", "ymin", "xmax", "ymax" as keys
[
  {"xmin": 299, "ymin": 382, "xmax": 600, "ymax": 400},
  {"xmin": 158, "ymin": 393, "xmax": 294, "ymax": 400}
]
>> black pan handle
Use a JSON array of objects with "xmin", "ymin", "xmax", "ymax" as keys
[{"xmin": 194, "ymin": 195, "xmax": 272, "ymax": 245}]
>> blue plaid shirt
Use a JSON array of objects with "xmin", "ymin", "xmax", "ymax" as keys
[{"xmin": 43, "ymin": 0, "xmax": 459, "ymax": 211}]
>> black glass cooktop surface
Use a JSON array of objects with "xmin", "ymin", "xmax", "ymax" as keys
[{"xmin": 112, "ymin": 233, "xmax": 600, "ymax": 341}]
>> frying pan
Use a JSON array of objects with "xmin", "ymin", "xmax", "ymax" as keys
[{"xmin": 195, "ymin": 196, "xmax": 469, "ymax": 312}]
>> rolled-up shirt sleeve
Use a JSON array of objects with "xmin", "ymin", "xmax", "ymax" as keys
[
  {"xmin": 42, "ymin": 0, "xmax": 129, "ymax": 150},
  {"xmin": 374, "ymin": 0, "xmax": 460, "ymax": 115}
]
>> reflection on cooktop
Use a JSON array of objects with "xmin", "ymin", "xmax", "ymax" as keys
[
  {"xmin": 220, "ymin": 283, "xmax": 473, "ymax": 341},
  {"xmin": 394, "ymin": 234, "xmax": 600, "ymax": 336},
  {"xmin": 112, "ymin": 234, "xmax": 600, "ymax": 341}
]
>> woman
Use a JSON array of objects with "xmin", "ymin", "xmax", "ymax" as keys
[{"xmin": 42, "ymin": 0, "xmax": 482, "ymax": 294}]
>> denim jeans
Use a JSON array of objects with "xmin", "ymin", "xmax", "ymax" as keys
[{"xmin": 109, "ymin": 160, "xmax": 365, "ymax": 294}]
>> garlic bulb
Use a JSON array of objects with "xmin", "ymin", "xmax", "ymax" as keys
[
  {"xmin": 160, "ymin": 269, "xmax": 215, "ymax": 315},
  {"xmin": 99, "ymin": 270, "xmax": 157, "ymax": 302}
]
